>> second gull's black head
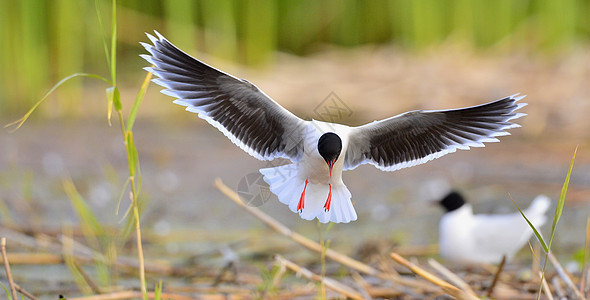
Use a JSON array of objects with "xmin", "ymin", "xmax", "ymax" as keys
[
  {"xmin": 318, "ymin": 132, "xmax": 342, "ymax": 176},
  {"xmin": 439, "ymin": 191, "xmax": 466, "ymax": 212}
]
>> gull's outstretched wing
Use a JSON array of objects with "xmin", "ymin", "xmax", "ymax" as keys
[
  {"xmin": 141, "ymin": 31, "xmax": 306, "ymax": 161},
  {"xmin": 344, "ymin": 95, "xmax": 526, "ymax": 171}
]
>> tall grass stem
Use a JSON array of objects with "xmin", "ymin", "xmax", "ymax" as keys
[{"xmin": 1, "ymin": 238, "xmax": 18, "ymax": 300}]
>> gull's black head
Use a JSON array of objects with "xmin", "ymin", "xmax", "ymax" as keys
[
  {"xmin": 438, "ymin": 191, "xmax": 466, "ymax": 212},
  {"xmin": 318, "ymin": 132, "xmax": 342, "ymax": 176}
]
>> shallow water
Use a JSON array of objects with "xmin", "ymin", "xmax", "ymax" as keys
[
  {"xmin": 1, "ymin": 117, "xmax": 589, "ymax": 298},
  {"xmin": 2, "ymin": 119, "xmax": 588, "ymax": 249}
]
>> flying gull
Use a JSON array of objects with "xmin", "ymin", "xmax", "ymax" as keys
[{"xmin": 141, "ymin": 31, "xmax": 527, "ymax": 224}]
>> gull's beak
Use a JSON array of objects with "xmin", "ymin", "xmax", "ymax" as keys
[{"xmin": 327, "ymin": 158, "xmax": 337, "ymax": 177}]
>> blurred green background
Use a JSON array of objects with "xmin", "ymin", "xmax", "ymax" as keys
[{"xmin": 1, "ymin": 0, "xmax": 589, "ymax": 115}]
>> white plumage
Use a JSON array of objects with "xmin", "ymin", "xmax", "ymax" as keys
[
  {"xmin": 142, "ymin": 31, "xmax": 527, "ymax": 224},
  {"xmin": 438, "ymin": 191, "xmax": 551, "ymax": 264},
  {"xmin": 260, "ymin": 120, "xmax": 356, "ymax": 223}
]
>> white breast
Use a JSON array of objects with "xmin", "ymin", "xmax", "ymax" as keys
[
  {"xmin": 439, "ymin": 205, "xmax": 476, "ymax": 262},
  {"xmin": 298, "ymin": 120, "xmax": 351, "ymax": 184}
]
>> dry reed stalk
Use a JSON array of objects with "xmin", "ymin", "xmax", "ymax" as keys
[
  {"xmin": 377, "ymin": 257, "xmax": 440, "ymax": 294},
  {"xmin": 365, "ymin": 288, "xmax": 406, "ymax": 298},
  {"xmin": 540, "ymin": 272, "xmax": 555, "ymax": 300},
  {"xmin": 14, "ymin": 283, "xmax": 39, "ymax": 300},
  {"xmin": 215, "ymin": 178, "xmax": 448, "ymax": 295},
  {"xmin": 427, "ymin": 258, "xmax": 476, "ymax": 295},
  {"xmin": 377, "ymin": 256, "xmax": 400, "ymax": 276},
  {"xmin": 385, "ymin": 274, "xmax": 440, "ymax": 295},
  {"xmin": 553, "ymin": 276, "xmax": 566, "ymax": 300},
  {"xmin": 531, "ymin": 242, "xmax": 540, "ymax": 280},
  {"xmin": 67, "ymin": 290, "xmax": 195, "ymax": 300},
  {"xmin": 62, "ymin": 225, "xmax": 93, "ymax": 295},
  {"xmin": 0, "ymin": 226, "xmax": 182, "ymax": 275},
  {"xmin": 59, "ymin": 235, "xmax": 180, "ymax": 275},
  {"xmin": 73, "ymin": 260, "xmax": 103, "ymax": 294},
  {"xmin": 1, "ymin": 238, "xmax": 18, "ymax": 300},
  {"xmin": 257, "ymin": 259, "xmax": 287, "ymax": 300},
  {"xmin": 269, "ymin": 260, "xmax": 287, "ymax": 291},
  {"xmin": 263, "ymin": 287, "xmax": 317, "ymax": 299},
  {"xmin": 0, "ymin": 252, "xmax": 63, "ymax": 264},
  {"xmin": 390, "ymin": 252, "xmax": 479, "ymax": 300},
  {"xmin": 486, "ymin": 255, "xmax": 506, "ymax": 297},
  {"xmin": 1, "ymin": 225, "xmax": 108, "ymax": 238},
  {"xmin": 394, "ymin": 244, "xmax": 438, "ymax": 257},
  {"xmin": 198, "ymin": 295, "xmax": 251, "ymax": 300},
  {"xmin": 214, "ymin": 178, "xmax": 379, "ymax": 276},
  {"xmin": 128, "ymin": 181, "xmax": 147, "ymax": 298},
  {"xmin": 165, "ymin": 285, "xmax": 253, "ymax": 295},
  {"xmin": 548, "ymin": 251, "xmax": 586, "ymax": 300},
  {"xmin": 267, "ymin": 288, "xmax": 323, "ymax": 299},
  {"xmin": 275, "ymin": 255, "xmax": 364, "ymax": 300},
  {"xmin": 351, "ymin": 271, "xmax": 374, "ymax": 299},
  {"xmin": 0, "ymin": 226, "xmax": 62, "ymax": 252}
]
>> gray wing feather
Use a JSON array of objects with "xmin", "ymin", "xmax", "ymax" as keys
[
  {"xmin": 141, "ymin": 31, "xmax": 305, "ymax": 161},
  {"xmin": 344, "ymin": 95, "xmax": 526, "ymax": 171}
]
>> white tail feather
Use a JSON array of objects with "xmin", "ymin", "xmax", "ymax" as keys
[{"xmin": 260, "ymin": 164, "xmax": 357, "ymax": 223}]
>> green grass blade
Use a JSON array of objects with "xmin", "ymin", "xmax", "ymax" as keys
[
  {"xmin": 95, "ymin": 0, "xmax": 111, "ymax": 73},
  {"xmin": 511, "ymin": 195, "xmax": 548, "ymax": 253},
  {"xmin": 126, "ymin": 71, "xmax": 152, "ymax": 132},
  {"xmin": 63, "ymin": 178, "xmax": 107, "ymax": 241},
  {"xmin": 517, "ymin": 146, "xmax": 577, "ymax": 300},
  {"xmin": 115, "ymin": 177, "xmax": 131, "ymax": 215},
  {"xmin": 63, "ymin": 176, "xmax": 113, "ymax": 288},
  {"xmin": 106, "ymin": 86, "xmax": 121, "ymax": 126},
  {"xmin": 110, "ymin": 0, "xmax": 117, "ymax": 83},
  {"xmin": 118, "ymin": 201, "xmax": 133, "ymax": 224},
  {"xmin": 116, "ymin": 190, "xmax": 148, "ymax": 242},
  {"xmin": 4, "ymin": 73, "xmax": 111, "ymax": 132},
  {"xmin": 62, "ymin": 225, "xmax": 93, "ymax": 295},
  {"xmin": 512, "ymin": 146, "xmax": 577, "ymax": 255},
  {"xmin": 112, "ymin": 86, "xmax": 122, "ymax": 112},
  {"xmin": 125, "ymin": 131, "xmax": 137, "ymax": 177},
  {"xmin": 582, "ymin": 217, "xmax": 590, "ymax": 283},
  {"xmin": 1, "ymin": 283, "xmax": 11, "ymax": 299},
  {"xmin": 125, "ymin": 131, "xmax": 142, "ymax": 193},
  {"xmin": 106, "ymin": 87, "xmax": 112, "ymax": 123},
  {"xmin": 548, "ymin": 146, "xmax": 577, "ymax": 250},
  {"xmin": 154, "ymin": 281, "xmax": 163, "ymax": 300}
]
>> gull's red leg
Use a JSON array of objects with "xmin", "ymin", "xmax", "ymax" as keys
[
  {"xmin": 297, "ymin": 179, "xmax": 309, "ymax": 213},
  {"xmin": 323, "ymin": 184, "xmax": 332, "ymax": 212}
]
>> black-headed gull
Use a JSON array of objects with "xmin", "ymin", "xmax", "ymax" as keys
[
  {"xmin": 141, "ymin": 31, "xmax": 527, "ymax": 224},
  {"xmin": 438, "ymin": 191, "xmax": 551, "ymax": 264}
]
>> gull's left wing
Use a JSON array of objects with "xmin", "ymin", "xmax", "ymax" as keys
[
  {"xmin": 140, "ymin": 31, "xmax": 307, "ymax": 162},
  {"xmin": 344, "ymin": 95, "xmax": 527, "ymax": 171}
]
